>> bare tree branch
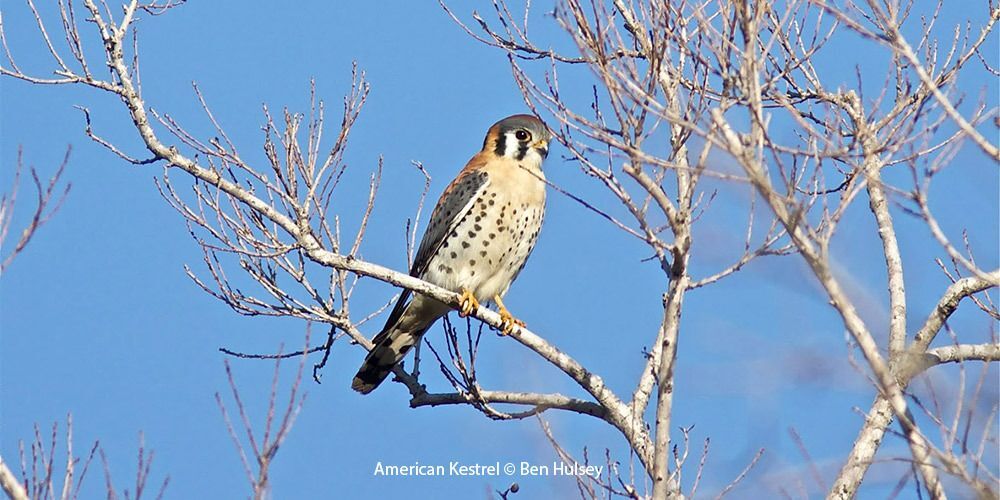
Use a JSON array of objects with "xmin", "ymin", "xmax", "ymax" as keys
[
  {"xmin": 0, "ymin": 146, "xmax": 71, "ymax": 275},
  {"xmin": 0, "ymin": 456, "xmax": 27, "ymax": 500}
]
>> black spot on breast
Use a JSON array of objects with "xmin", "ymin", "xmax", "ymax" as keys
[
  {"xmin": 488, "ymin": 199, "xmax": 495, "ymax": 206},
  {"xmin": 474, "ymin": 224, "xmax": 482, "ymax": 231},
  {"xmin": 450, "ymin": 251, "xmax": 457, "ymax": 259},
  {"xmin": 468, "ymin": 230, "xmax": 476, "ymax": 238},
  {"xmin": 469, "ymin": 259, "xmax": 477, "ymax": 266},
  {"xmin": 462, "ymin": 241, "xmax": 470, "ymax": 249}
]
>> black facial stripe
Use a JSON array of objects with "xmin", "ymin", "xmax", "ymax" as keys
[
  {"xmin": 494, "ymin": 132, "xmax": 507, "ymax": 157},
  {"xmin": 515, "ymin": 142, "xmax": 528, "ymax": 160}
]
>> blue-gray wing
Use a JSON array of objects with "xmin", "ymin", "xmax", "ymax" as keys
[{"xmin": 379, "ymin": 168, "xmax": 491, "ymax": 331}]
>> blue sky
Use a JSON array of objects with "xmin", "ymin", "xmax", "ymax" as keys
[{"xmin": 1, "ymin": 2, "xmax": 997, "ymax": 499}]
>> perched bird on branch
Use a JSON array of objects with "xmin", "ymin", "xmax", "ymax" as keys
[{"xmin": 352, "ymin": 114, "xmax": 551, "ymax": 394}]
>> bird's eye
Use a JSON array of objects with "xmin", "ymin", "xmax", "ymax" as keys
[{"xmin": 515, "ymin": 130, "xmax": 531, "ymax": 141}]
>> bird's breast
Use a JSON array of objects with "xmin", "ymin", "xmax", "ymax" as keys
[{"xmin": 423, "ymin": 172, "xmax": 545, "ymax": 302}]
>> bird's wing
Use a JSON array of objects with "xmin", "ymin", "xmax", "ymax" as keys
[{"xmin": 378, "ymin": 166, "xmax": 491, "ymax": 332}]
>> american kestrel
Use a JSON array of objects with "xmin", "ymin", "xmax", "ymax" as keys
[{"xmin": 352, "ymin": 114, "xmax": 551, "ymax": 394}]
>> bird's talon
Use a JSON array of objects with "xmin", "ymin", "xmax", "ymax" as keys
[
  {"xmin": 458, "ymin": 289, "xmax": 480, "ymax": 318},
  {"xmin": 494, "ymin": 294, "xmax": 524, "ymax": 336},
  {"xmin": 497, "ymin": 315, "xmax": 524, "ymax": 336}
]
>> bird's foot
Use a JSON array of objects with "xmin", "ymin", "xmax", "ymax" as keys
[
  {"xmin": 458, "ymin": 288, "xmax": 480, "ymax": 317},
  {"xmin": 493, "ymin": 294, "xmax": 525, "ymax": 336}
]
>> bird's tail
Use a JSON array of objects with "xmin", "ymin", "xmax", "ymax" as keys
[{"xmin": 352, "ymin": 325, "xmax": 429, "ymax": 394}]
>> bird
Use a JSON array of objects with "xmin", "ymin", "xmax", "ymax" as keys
[{"xmin": 352, "ymin": 114, "xmax": 551, "ymax": 394}]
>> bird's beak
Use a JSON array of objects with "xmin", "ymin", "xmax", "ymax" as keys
[{"xmin": 532, "ymin": 138, "xmax": 550, "ymax": 159}]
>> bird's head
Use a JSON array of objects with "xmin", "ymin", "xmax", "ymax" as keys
[{"xmin": 482, "ymin": 114, "xmax": 552, "ymax": 168}]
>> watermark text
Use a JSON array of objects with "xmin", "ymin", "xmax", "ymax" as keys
[{"xmin": 373, "ymin": 461, "xmax": 605, "ymax": 478}]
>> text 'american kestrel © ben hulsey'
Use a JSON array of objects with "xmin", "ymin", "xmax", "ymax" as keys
[{"xmin": 352, "ymin": 114, "xmax": 551, "ymax": 394}]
